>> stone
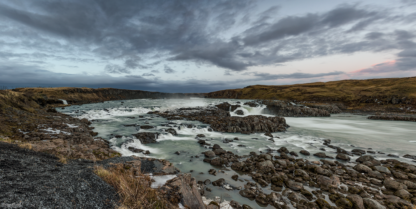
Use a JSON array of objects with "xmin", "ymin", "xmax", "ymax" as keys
[
  {"xmin": 395, "ymin": 189, "xmax": 413, "ymax": 200},
  {"xmin": 204, "ymin": 151, "xmax": 215, "ymax": 158},
  {"xmin": 235, "ymin": 110, "xmax": 244, "ymax": 115},
  {"xmin": 285, "ymin": 180, "xmax": 304, "ymax": 191},
  {"xmin": 132, "ymin": 132, "xmax": 160, "ymax": 144},
  {"xmin": 212, "ymin": 178, "xmax": 225, "ymax": 187},
  {"xmin": 232, "ymin": 175, "xmax": 238, "ymax": 181},
  {"xmin": 384, "ymin": 179, "xmax": 407, "ymax": 191},
  {"xmin": 346, "ymin": 194, "xmax": 365, "ymax": 209},
  {"xmin": 363, "ymin": 198, "xmax": 386, "ymax": 209},
  {"xmin": 313, "ymin": 152, "xmax": 327, "ymax": 158},
  {"xmin": 374, "ymin": 166, "xmax": 391, "ymax": 174},
  {"xmin": 300, "ymin": 150, "xmax": 310, "ymax": 155},
  {"xmin": 356, "ymin": 155, "xmax": 375, "ymax": 163},
  {"xmin": 336, "ymin": 153, "xmax": 350, "ymax": 161},
  {"xmin": 354, "ymin": 164, "xmax": 372, "ymax": 173}
]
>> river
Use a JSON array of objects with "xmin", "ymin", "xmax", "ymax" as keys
[{"xmin": 57, "ymin": 98, "xmax": 416, "ymax": 208}]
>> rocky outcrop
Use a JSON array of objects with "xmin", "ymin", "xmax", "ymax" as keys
[
  {"xmin": 261, "ymin": 100, "xmax": 331, "ymax": 117},
  {"xmin": 132, "ymin": 132, "xmax": 160, "ymax": 144},
  {"xmin": 152, "ymin": 107, "xmax": 288, "ymax": 133},
  {"xmin": 215, "ymin": 102, "xmax": 240, "ymax": 112},
  {"xmin": 160, "ymin": 173, "xmax": 206, "ymax": 209}
]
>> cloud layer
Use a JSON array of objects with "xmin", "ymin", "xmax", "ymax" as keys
[{"xmin": 0, "ymin": 1, "xmax": 415, "ymax": 92}]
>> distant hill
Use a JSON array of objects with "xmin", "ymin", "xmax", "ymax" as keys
[{"xmin": 206, "ymin": 77, "xmax": 416, "ymax": 110}]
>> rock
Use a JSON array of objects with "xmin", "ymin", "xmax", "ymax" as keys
[
  {"xmin": 160, "ymin": 173, "xmax": 205, "ymax": 209},
  {"xmin": 384, "ymin": 179, "xmax": 407, "ymax": 191},
  {"xmin": 316, "ymin": 198, "xmax": 332, "ymax": 209},
  {"xmin": 336, "ymin": 153, "xmax": 350, "ymax": 161},
  {"xmin": 235, "ymin": 110, "xmax": 244, "ymax": 115},
  {"xmin": 363, "ymin": 198, "xmax": 386, "ymax": 209},
  {"xmin": 132, "ymin": 132, "xmax": 160, "ymax": 144},
  {"xmin": 346, "ymin": 194, "xmax": 365, "ymax": 209},
  {"xmin": 313, "ymin": 152, "xmax": 327, "ymax": 158},
  {"xmin": 140, "ymin": 125, "xmax": 154, "ymax": 129},
  {"xmin": 316, "ymin": 175, "xmax": 339, "ymax": 191},
  {"xmin": 204, "ymin": 179, "xmax": 211, "ymax": 185},
  {"xmin": 354, "ymin": 164, "xmax": 372, "ymax": 173},
  {"xmin": 232, "ymin": 175, "xmax": 238, "ymax": 181},
  {"xmin": 374, "ymin": 166, "xmax": 391, "ymax": 174},
  {"xmin": 212, "ymin": 178, "xmax": 225, "ymax": 187},
  {"xmin": 356, "ymin": 155, "xmax": 375, "ymax": 163},
  {"xmin": 255, "ymin": 192, "xmax": 269, "ymax": 205},
  {"xmin": 285, "ymin": 180, "xmax": 304, "ymax": 191},
  {"xmin": 198, "ymin": 140, "xmax": 206, "ymax": 145},
  {"xmin": 352, "ymin": 149, "xmax": 366, "ymax": 155},
  {"xmin": 204, "ymin": 151, "xmax": 215, "ymax": 158},
  {"xmin": 265, "ymin": 132, "xmax": 273, "ymax": 138},
  {"xmin": 208, "ymin": 169, "xmax": 217, "ymax": 176},
  {"xmin": 174, "ymin": 151, "xmax": 181, "ymax": 155},
  {"xmin": 128, "ymin": 147, "xmax": 144, "ymax": 153},
  {"xmin": 165, "ymin": 128, "xmax": 177, "ymax": 135},
  {"xmin": 196, "ymin": 134, "xmax": 205, "ymax": 138},
  {"xmin": 289, "ymin": 151, "xmax": 298, "ymax": 157},
  {"xmin": 215, "ymin": 102, "xmax": 240, "ymax": 112},
  {"xmin": 392, "ymin": 171, "xmax": 408, "ymax": 180},
  {"xmin": 387, "ymin": 154, "xmax": 399, "ymax": 158},
  {"xmin": 300, "ymin": 150, "xmax": 310, "ymax": 155},
  {"xmin": 395, "ymin": 189, "xmax": 413, "ymax": 200},
  {"xmin": 277, "ymin": 147, "xmax": 289, "ymax": 153}
]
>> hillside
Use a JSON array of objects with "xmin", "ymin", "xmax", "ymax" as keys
[{"xmin": 206, "ymin": 77, "xmax": 416, "ymax": 112}]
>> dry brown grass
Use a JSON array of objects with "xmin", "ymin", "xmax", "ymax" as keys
[
  {"xmin": 206, "ymin": 77, "xmax": 416, "ymax": 104},
  {"xmin": 94, "ymin": 164, "xmax": 173, "ymax": 209},
  {"xmin": 58, "ymin": 155, "xmax": 68, "ymax": 164},
  {"xmin": 18, "ymin": 143, "xmax": 33, "ymax": 150}
]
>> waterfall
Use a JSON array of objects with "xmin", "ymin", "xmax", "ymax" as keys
[{"xmin": 58, "ymin": 99, "xmax": 68, "ymax": 105}]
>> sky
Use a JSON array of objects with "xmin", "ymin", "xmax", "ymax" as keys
[{"xmin": 0, "ymin": 0, "xmax": 416, "ymax": 93}]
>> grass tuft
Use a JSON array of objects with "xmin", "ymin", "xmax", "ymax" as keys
[
  {"xmin": 58, "ymin": 155, "xmax": 68, "ymax": 164},
  {"xmin": 94, "ymin": 164, "xmax": 173, "ymax": 209},
  {"xmin": 18, "ymin": 143, "xmax": 33, "ymax": 150}
]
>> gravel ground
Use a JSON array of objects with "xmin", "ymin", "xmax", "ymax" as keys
[{"xmin": 0, "ymin": 142, "xmax": 119, "ymax": 209}]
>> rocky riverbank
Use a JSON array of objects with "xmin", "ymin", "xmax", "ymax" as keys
[{"xmin": 195, "ymin": 140, "xmax": 416, "ymax": 209}]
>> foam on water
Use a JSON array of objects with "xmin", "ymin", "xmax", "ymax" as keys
[
  {"xmin": 151, "ymin": 175, "xmax": 177, "ymax": 188},
  {"xmin": 110, "ymin": 137, "xmax": 160, "ymax": 157},
  {"xmin": 76, "ymin": 107, "xmax": 156, "ymax": 120}
]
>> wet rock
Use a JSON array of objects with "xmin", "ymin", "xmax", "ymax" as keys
[
  {"xmin": 204, "ymin": 179, "xmax": 211, "ymax": 185},
  {"xmin": 128, "ymin": 147, "xmax": 144, "ymax": 153},
  {"xmin": 289, "ymin": 151, "xmax": 298, "ymax": 157},
  {"xmin": 278, "ymin": 147, "xmax": 289, "ymax": 153},
  {"xmin": 392, "ymin": 171, "xmax": 408, "ymax": 180},
  {"xmin": 132, "ymin": 132, "xmax": 160, "ymax": 144},
  {"xmin": 374, "ymin": 166, "xmax": 391, "ymax": 174},
  {"xmin": 363, "ymin": 198, "xmax": 386, "ymax": 209},
  {"xmin": 196, "ymin": 134, "xmax": 206, "ymax": 138},
  {"xmin": 232, "ymin": 175, "xmax": 239, "ymax": 181},
  {"xmin": 208, "ymin": 169, "xmax": 217, "ymax": 176},
  {"xmin": 336, "ymin": 153, "xmax": 350, "ymax": 161},
  {"xmin": 300, "ymin": 150, "xmax": 310, "ymax": 155},
  {"xmin": 235, "ymin": 110, "xmax": 244, "ymax": 115},
  {"xmin": 255, "ymin": 192, "xmax": 269, "ymax": 205},
  {"xmin": 140, "ymin": 125, "xmax": 154, "ymax": 129},
  {"xmin": 313, "ymin": 152, "xmax": 327, "ymax": 158},
  {"xmin": 356, "ymin": 155, "xmax": 375, "ymax": 163},
  {"xmin": 395, "ymin": 189, "xmax": 413, "ymax": 200},
  {"xmin": 212, "ymin": 178, "xmax": 225, "ymax": 187},
  {"xmin": 354, "ymin": 164, "xmax": 372, "ymax": 173},
  {"xmin": 215, "ymin": 102, "xmax": 240, "ymax": 112},
  {"xmin": 352, "ymin": 149, "xmax": 366, "ymax": 155},
  {"xmin": 387, "ymin": 154, "xmax": 399, "ymax": 158},
  {"xmin": 285, "ymin": 180, "xmax": 304, "ymax": 191},
  {"xmin": 346, "ymin": 194, "xmax": 365, "ymax": 209},
  {"xmin": 198, "ymin": 140, "xmax": 207, "ymax": 145},
  {"xmin": 262, "ymin": 100, "xmax": 331, "ymax": 117},
  {"xmin": 315, "ymin": 198, "xmax": 332, "ymax": 209},
  {"xmin": 174, "ymin": 151, "xmax": 181, "ymax": 155},
  {"xmin": 204, "ymin": 151, "xmax": 215, "ymax": 158},
  {"xmin": 165, "ymin": 128, "xmax": 177, "ymax": 135},
  {"xmin": 384, "ymin": 179, "xmax": 407, "ymax": 191}
]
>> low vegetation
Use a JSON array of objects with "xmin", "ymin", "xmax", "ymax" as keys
[
  {"xmin": 206, "ymin": 77, "xmax": 416, "ymax": 107},
  {"xmin": 94, "ymin": 164, "xmax": 174, "ymax": 209}
]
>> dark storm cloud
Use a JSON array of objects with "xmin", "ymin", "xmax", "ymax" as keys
[{"xmin": 104, "ymin": 64, "xmax": 130, "ymax": 74}]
